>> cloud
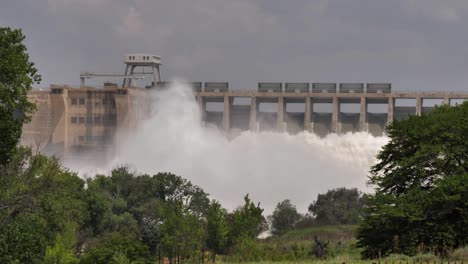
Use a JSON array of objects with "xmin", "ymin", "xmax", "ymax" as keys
[
  {"xmin": 47, "ymin": 0, "xmax": 111, "ymax": 10},
  {"xmin": 400, "ymin": 0, "xmax": 468, "ymax": 24},
  {"xmin": 115, "ymin": 7, "xmax": 144, "ymax": 36},
  {"xmin": 4, "ymin": 0, "xmax": 468, "ymax": 91}
]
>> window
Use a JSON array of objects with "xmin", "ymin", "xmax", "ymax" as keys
[
  {"xmin": 86, "ymin": 117, "xmax": 93, "ymax": 124},
  {"xmin": 79, "ymin": 98, "xmax": 85, "ymax": 105},
  {"xmin": 71, "ymin": 117, "xmax": 77, "ymax": 124},
  {"xmin": 94, "ymin": 115, "xmax": 102, "ymax": 124},
  {"xmin": 102, "ymin": 114, "xmax": 116, "ymax": 126},
  {"xmin": 71, "ymin": 98, "xmax": 77, "ymax": 105},
  {"xmin": 79, "ymin": 117, "xmax": 85, "ymax": 124},
  {"xmin": 51, "ymin": 88, "xmax": 63, "ymax": 94},
  {"xmin": 78, "ymin": 136, "xmax": 84, "ymax": 142}
]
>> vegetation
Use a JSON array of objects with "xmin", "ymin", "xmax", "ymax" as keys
[
  {"xmin": 0, "ymin": 26, "xmax": 41, "ymax": 165},
  {"xmin": 0, "ymin": 25, "xmax": 467, "ymax": 263},
  {"xmin": 269, "ymin": 199, "xmax": 302, "ymax": 236},
  {"xmin": 358, "ymin": 102, "xmax": 468, "ymax": 258},
  {"xmin": 0, "ymin": 149, "xmax": 269, "ymax": 263},
  {"xmin": 308, "ymin": 188, "xmax": 364, "ymax": 225}
]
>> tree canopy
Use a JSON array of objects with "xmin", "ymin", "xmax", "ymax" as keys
[
  {"xmin": 269, "ymin": 199, "xmax": 301, "ymax": 236},
  {"xmin": 308, "ymin": 187, "xmax": 364, "ymax": 225},
  {"xmin": 0, "ymin": 27, "xmax": 41, "ymax": 165},
  {"xmin": 357, "ymin": 102, "xmax": 468, "ymax": 258}
]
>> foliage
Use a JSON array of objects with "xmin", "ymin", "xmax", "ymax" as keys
[
  {"xmin": 358, "ymin": 102, "xmax": 468, "ymax": 258},
  {"xmin": 308, "ymin": 188, "xmax": 364, "ymax": 225},
  {"xmin": 206, "ymin": 200, "xmax": 229, "ymax": 255},
  {"xmin": 0, "ymin": 26, "xmax": 41, "ymax": 165},
  {"xmin": 0, "ymin": 213, "xmax": 47, "ymax": 264},
  {"xmin": 269, "ymin": 199, "xmax": 302, "ymax": 236},
  {"xmin": 0, "ymin": 147, "xmax": 86, "ymax": 263},
  {"xmin": 228, "ymin": 194, "xmax": 267, "ymax": 246},
  {"xmin": 159, "ymin": 201, "xmax": 205, "ymax": 260},
  {"xmin": 79, "ymin": 233, "xmax": 149, "ymax": 264},
  {"xmin": 43, "ymin": 228, "xmax": 80, "ymax": 264}
]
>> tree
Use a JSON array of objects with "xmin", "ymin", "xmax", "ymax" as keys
[
  {"xmin": 308, "ymin": 188, "xmax": 364, "ymax": 225},
  {"xmin": 269, "ymin": 199, "xmax": 301, "ymax": 236},
  {"xmin": 79, "ymin": 233, "xmax": 149, "ymax": 264},
  {"xmin": 357, "ymin": 102, "xmax": 468, "ymax": 258},
  {"xmin": 82, "ymin": 168, "xmax": 210, "ymax": 261},
  {"xmin": 228, "ymin": 194, "xmax": 267, "ymax": 246},
  {"xmin": 0, "ymin": 213, "xmax": 48, "ymax": 264},
  {"xmin": 206, "ymin": 200, "xmax": 229, "ymax": 261},
  {"xmin": 0, "ymin": 27, "xmax": 41, "ymax": 165}
]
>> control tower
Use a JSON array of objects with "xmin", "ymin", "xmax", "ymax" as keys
[
  {"xmin": 123, "ymin": 54, "xmax": 161, "ymax": 88},
  {"xmin": 80, "ymin": 53, "xmax": 162, "ymax": 88}
]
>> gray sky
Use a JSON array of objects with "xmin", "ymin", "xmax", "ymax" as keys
[{"xmin": 2, "ymin": 0, "xmax": 468, "ymax": 91}]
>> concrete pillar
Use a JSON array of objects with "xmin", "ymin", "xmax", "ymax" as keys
[
  {"xmin": 223, "ymin": 95, "xmax": 231, "ymax": 132},
  {"xmin": 249, "ymin": 96, "xmax": 257, "ymax": 131},
  {"xmin": 197, "ymin": 96, "xmax": 206, "ymax": 122},
  {"xmin": 304, "ymin": 96, "xmax": 311, "ymax": 132},
  {"xmin": 416, "ymin": 96, "xmax": 422, "ymax": 116},
  {"xmin": 63, "ymin": 89, "xmax": 69, "ymax": 155},
  {"xmin": 359, "ymin": 96, "xmax": 367, "ymax": 132},
  {"xmin": 387, "ymin": 97, "xmax": 394, "ymax": 126},
  {"xmin": 310, "ymin": 100, "xmax": 315, "ymax": 132},
  {"xmin": 443, "ymin": 97, "xmax": 450, "ymax": 105},
  {"xmin": 277, "ymin": 96, "xmax": 284, "ymax": 131},
  {"xmin": 332, "ymin": 96, "xmax": 339, "ymax": 133}
]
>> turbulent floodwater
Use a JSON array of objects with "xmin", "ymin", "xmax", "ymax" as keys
[{"xmin": 67, "ymin": 82, "xmax": 388, "ymax": 213}]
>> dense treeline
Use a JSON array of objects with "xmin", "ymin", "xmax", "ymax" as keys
[
  {"xmin": 0, "ymin": 148, "xmax": 267, "ymax": 263},
  {"xmin": 358, "ymin": 102, "xmax": 468, "ymax": 258}
]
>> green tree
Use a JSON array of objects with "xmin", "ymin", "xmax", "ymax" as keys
[
  {"xmin": 79, "ymin": 233, "xmax": 149, "ymax": 264},
  {"xmin": 357, "ymin": 102, "xmax": 468, "ymax": 258},
  {"xmin": 0, "ymin": 147, "xmax": 87, "ymax": 263},
  {"xmin": 228, "ymin": 194, "xmax": 267, "ymax": 247},
  {"xmin": 269, "ymin": 199, "xmax": 301, "ymax": 236},
  {"xmin": 158, "ymin": 201, "xmax": 204, "ymax": 263},
  {"xmin": 308, "ymin": 188, "xmax": 364, "ymax": 225},
  {"xmin": 0, "ymin": 213, "xmax": 47, "ymax": 264},
  {"xmin": 43, "ymin": 225, "xmax": 80, "ymax": 264},
  {"xmin": 206, "ymin": 200, "xmax": 229, "ymax": 260},
  {"xmin": 83, "ymin": 168, "xmax": 210, "ymax": 260},
  {"xmin": 0, "ymin": 27, "xmax": 41, "ymax": 165}
]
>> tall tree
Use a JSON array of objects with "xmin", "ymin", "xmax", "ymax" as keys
[
  {"xmin": 228, "ymin": 194, "xmax": 267, "ymax": 246},
  {"xmin": 308, "ymin": 188, "xmax": 364, "ymax": 225},
  {"xmin": 269, "ymin": 199, "xmax": 301, "ymax": 236},
  {"xmin": 0, "ymin": 27, "xmax": 41, "ymax": 165},
  {"xmin": 206, "ymin": 200, "xmax": 229, "ymax": 261},
  {"xmin": 357, "ymin": 102, "xmax": 468, "ymax": 258}
]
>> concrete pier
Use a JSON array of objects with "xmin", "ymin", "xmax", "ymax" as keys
[
  {"xmin": 196, "ymin": 90, "xmax": 468, "ymax": 136},
  {"xmin": 277, "ymin": 97, "xmax": 285, "ymax": 131},
  {"xmin": 223, "ymin": 95, "xmax": 231, "ymax": 132},
  {"xmin": 332, "ymin": 96, "xmax": 339, "ymax": 133},
  {"xmin": 387, "ymin": 97, "xmax": 394, "ymax": 125},
  {"xmin": 359, "ymin": 97, "xmax": 367, "ymax": 132},
  {"xmin": 304, "ymin": 96, "xmax": 311, "ymax": 132},
  {"xmin": 249, "ymin": 97, "xmax": 257, "ymax": 131}
]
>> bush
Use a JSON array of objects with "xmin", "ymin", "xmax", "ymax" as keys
[{"xmin": 449, "ymin": 247, "xmax": 468, "ymax": 261}]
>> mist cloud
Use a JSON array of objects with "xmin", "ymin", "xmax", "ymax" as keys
[{"xmin": 66, "ymin": 82, "xmax": 388, "ymax": 214}]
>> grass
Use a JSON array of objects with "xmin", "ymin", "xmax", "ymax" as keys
[{"xmin": 216, "ymin": 225, "xmax": 467, "ymax": 263}]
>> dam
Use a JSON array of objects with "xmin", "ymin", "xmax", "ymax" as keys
[
  {"xmin": 192, "ymin": 82, "xmax": 467, "ymax": 137},
  {"xmin": 21, "ymin": 54, "xmax": 468, "ymax": 157}
]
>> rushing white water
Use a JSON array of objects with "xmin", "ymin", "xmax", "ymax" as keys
[{"xmin": 70, "ymin": 82, "xmax": 388, "ymax": 214}]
